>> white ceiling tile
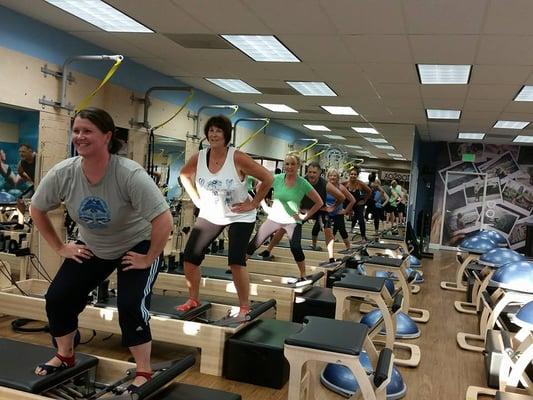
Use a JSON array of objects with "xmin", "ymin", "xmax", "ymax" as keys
[
  {"xmin": 468, "ymin": 84, "xmax": 520, "ymax": 100},
  {"xmin": 463, "ymin": 98, "xmax": 508, "ymax": 112},
  {"xmin": 483, "ymin": 0, "xmax": 533, "ymax": 35},
  {"xmin": 171, "ymin": 0, "xmax": 270, "ymax": 34},
  {"xmin": 476, "ymin": 36, "xmax": 533, "ymax": 65},
  {"xmin": 360, "ymin": 63, "xmax": 418, "ymax": 84},
  {"xmin": 421, "ymin": 86, "xmax": 468, "ymax": 100},
  {"xmin": 343, "ymin": 35, "xmax": 412, "ymax": 63},
  {"xmin": 279, "ymin": 35, "xmax": 355, "ymax": 63},
  {"xmin": 403, "ymin": 0, "xmax": 488, "ymax": 34},
  {"xmin": 422, "ymin": 98, "xmax": 465, "ymax": 109},
  {"xmin": 69, "ymin": 32, "xmax": 148, "ymax": 57},
  {"xmin": 460, "ymin": 110, "xmax": 501, "ymax": 120},
  {"xmin": 107, "ymin": 0, "xmax": 210, "ymax": 33},
  {"xmin": 504, "ymin": 101, "xmax": 533, "ymax": 113},
  {"xmin": 410, "ymin": 35, "xmax": 479, "ymax": 64},
  {"xmin": 374, "ymin": 83, "xmax": 420, "ymax": 99},
  {"xmin": 470, "ymin": 65, "xmax": 533, "ymax": 85},
  {"xmin": 320, "ymin": 0, "xmax": 406, "ymax": 34}
]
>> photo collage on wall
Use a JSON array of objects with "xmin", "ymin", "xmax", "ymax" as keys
[{"xmin": 435, "ymin": 143, "xmax": 533, "ymax": 250}]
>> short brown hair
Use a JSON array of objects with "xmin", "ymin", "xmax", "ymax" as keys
[{"xmin": 204, "ymin": 115, "xmax": 232, "ymax": 145}]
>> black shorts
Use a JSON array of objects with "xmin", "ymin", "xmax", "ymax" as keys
[
  {"xmin": 183, "ymin": 218, "xmax": 255, "ymax": 266},
  {"xmin": 397, "ymin": 203, "xmax": 406, "ymax": 214},
  {"xmin": 309, "ymin": 211, "xmax": 332, "ymax": 230}
]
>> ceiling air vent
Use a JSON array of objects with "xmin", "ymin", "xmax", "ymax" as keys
[
  {"xmin": 163, "ymin": 34, "xmax": 233, "ymax": 49},
  {"xmin": 255, "ymin": 87, "xmax": 299, "ymax": 95}
]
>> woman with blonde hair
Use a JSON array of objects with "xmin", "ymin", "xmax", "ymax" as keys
[
  {"xmin": 326, "ymin": 168, "xmax": 355, "ymax": 250},
  {"xmin": 247, "ymin": 151, "xmax": 323, "ymax": 279}
]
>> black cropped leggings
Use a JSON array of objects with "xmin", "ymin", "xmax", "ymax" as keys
[
  {"xmin": 351, "ymin": 204, "xmax": 366, "ymax": 239},
  {"xmin": 332, "ymin": 214, "xmax": 349, "ymax": 239},
  {"xmin": 247, "ymin": 219, "xmax": 305, "ymax": 262}
]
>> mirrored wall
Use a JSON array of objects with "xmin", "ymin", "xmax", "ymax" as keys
[{"xmin": 153, "ymin": 135, "xmax": 185, "ymax": 201}]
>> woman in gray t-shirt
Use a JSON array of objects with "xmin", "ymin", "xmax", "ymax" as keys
[{"xmin": 30, "ymin": 108, "xmax": 172, "ymax": 393}]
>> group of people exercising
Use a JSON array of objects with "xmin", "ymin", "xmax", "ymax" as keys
[{"xmin": 28, "ymin": 108, "xmax": 398, "ymax": 393}]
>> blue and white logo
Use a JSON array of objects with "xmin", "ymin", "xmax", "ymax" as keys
[{"xmin": 78, "ymin": 197, "xmax": 111, "ymax": 229}]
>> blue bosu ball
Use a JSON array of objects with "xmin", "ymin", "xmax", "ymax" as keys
[
  {"xmin": 478, "ymin": 230, "xmax": 508, "ymax": 247},
  {"xmin": 512, "ymin": 301, "xmax": 533, "ymax": 331},
  {"xmin": 490, "ymin": 261, "xmax": 533, "ymax": 293},
  {"xmin": 0, "ymin": 191, "xmax": 16, "ymax": 203},
  {"xmin": 408, "ymin": 255, "xmax": 421, "ymax": 268},
  {"xmin": 479, "ymin": 248, "xmax": 524, "ymax": 268},
  {"xmin": 360, "ymin": 309, "xmax": 420, "ymax": 339},
  {"xmin": 321, "ymin": 352, "xmax": 407, "ymax": 399},
  {"xmin": 458, "ymin": 236, "xmax": 498, "ymax": 254}
]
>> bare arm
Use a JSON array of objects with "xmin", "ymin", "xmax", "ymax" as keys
[
  {"xmin": 233, "ymin": 151, "xmax": 273, "ymax": 212},
  {"xmin": 30, "ymin": 205, "xmax": 93, "ymax": 263},
  {"xmin": 179, "ymin": 153, "xmax": 200, "ymax": 207},
  {"xmin": 324, "ymin": 182, "xmax": 345, "ymax": 212},
  {"xmin": 339, "ymin": 184, "xmax": 355, "ymax": 214},
  {"xmin": 360, "ymin": 181, "xmax": 372, "ymax": 203},
  {"xmin": 381, "ymin": 188, "xmax": 389, "ymax": 206},
  {"xmin": 123, "ymin": 210, "xmax": 173, "ymax": 270},
  {"xmin": 300, "ymin": 188, "xmax": 324, "ymax": 221}
]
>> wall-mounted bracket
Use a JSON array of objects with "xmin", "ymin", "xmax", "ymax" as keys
[
  {"xmin": 41, "ymin": 64, "xmax": 75, "ymax": 83},
  {"xmin": 38, "ymin": 95, "xmax": 74, "ymax": 112}
]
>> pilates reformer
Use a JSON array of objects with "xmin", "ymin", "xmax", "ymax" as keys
[
  {"xmin": 0, "ymin": 338, "xmax": 242, "ymax": 400},
  {"xmin": 0, "ymin": 279, "xmax": 276, "ymax": 376}
]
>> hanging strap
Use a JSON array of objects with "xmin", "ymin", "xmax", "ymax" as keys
[
  {"xmin": 151, "ymin": 89, "xmax": 195, "ymax": 132},
  {"xmin": 74, "ymin": 57, "xmax": 123, "ymax": 113},
  {"xmin": 299, "ymin": 139, "xmax": 319, "ymax": 154}
]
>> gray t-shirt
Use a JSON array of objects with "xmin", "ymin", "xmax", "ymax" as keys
[{"xmin": 32, "ymin": 155, "xmax": 169, "ymax": 259}]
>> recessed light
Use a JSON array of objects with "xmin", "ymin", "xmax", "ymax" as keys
[
  {"xmin": 375, "ymin": 145, "xmax": 395, "ymax": 149},
  {"xmin": 221, "ymin": 35, "xmax": 299, "ymax": 62},
  {"xmin": 393, "ymin": 157, "xmax": 407, "ymax": 161},
  {"xmin": 367, "ymin": 155, "xmax": 378, "ymax": 159},
  {"xmin": 458, "ymin": 132, "xmax": 485, "ymax": 140},
  {"xmin": 323, "ymin": 134, "xmax": 346, "ymax": 140},
  {"xmin": 387, "ymin": 153, "xmax": 403, "ymax": 157},
  {"xmin": 345, "ymin": 145, "xmax": 363, "ymax": 149},
  {"xmin": 514, "ymin": 85, "xmax": 533, "ymax": 101},
  {"xmin": 426, "ymin": 109, "xmax": 461, "ymax": 119},
  {"xmin": 417, "ymin": 64, "xmax": 471, "ymax": 84},
  {"xmin": 206, "ymin": 78, "xmax": 260, "ymax": 94},
  {"xmin": 364, "ymin": 137, "xmax": 388, "ymax": 143},
  {"xmin": 44, "ymin": 0, "xmax": 153, "ymax": 32},
  {"xmin": 321, "ymin": 106, "xmax": 358, "ymax": 115},
  {"xmin": 303, "ymin": 124, "xmax": 330, "ymax": 131},
  {"xmin": 287, "ymin": 81, "xmax": 337, "ymax": 96},
  {"xmin": 352, "ymin": 127, "xmax": 379, "ymax": 134},
  {"xmin": 494, "ymin": 120, "xmax": 529, "ymax": 129},
  {"xmin": 513, "ymin": 135, "xmax": 533, "ymax": 143},
  {"xmin": 257, "ymin": 103, "xmax": 297, "ymax": 113},
  {"xmin": 357, "ymin": 150, "xmax": 371, "ymax": 154}
]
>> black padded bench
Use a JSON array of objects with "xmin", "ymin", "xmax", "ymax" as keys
[
  {"xmin": 0, "ymin": 338, "xmax": 98, "ymax": 394},
  {"xmin": 293, "ymin": 286, "xmax": 336, "ymax": 323},
  {"xmin": 334, "ymin": 274, "xmax": 386, "ymax": 293},
  {"xmin": 368, "ymin": 242, "xmax": 402, "ymax": 251},
  {"xmin": 380, "ymin": 234, "xmax": 405, "ymax": 241}
]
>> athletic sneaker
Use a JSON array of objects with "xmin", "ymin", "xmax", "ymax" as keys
[
  {"xmin": 258, "ymin": 250, "xmax": 270, "ymax": 257},
  {"xmin": 295, "ymin": 277, "xmax": 313, "ymax": 287}
]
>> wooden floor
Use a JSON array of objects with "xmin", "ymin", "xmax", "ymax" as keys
[{"xmin": 0, "ymin": 249, "xmax": 487, "ymax": 399}]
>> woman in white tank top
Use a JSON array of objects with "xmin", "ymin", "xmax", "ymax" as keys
[{"xmin": 178, "ymin": 115, "xmax": 273, "ymax": 316}]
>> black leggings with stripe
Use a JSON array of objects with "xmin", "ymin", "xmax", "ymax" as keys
[{"xmin": 45, "ymin": 240, "xmax": 160, "ymax": 348}]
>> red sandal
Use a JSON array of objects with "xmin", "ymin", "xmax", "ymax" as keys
[
  {"xmin": 126, "ymin": 371, "xmax": 152, "ymax": 394},
  {"xmin": 175, "ymin": 298, "xmax": 200, "ymax": 312},
  {"xmin": 36, "ymin": 353, "xmax": 75, "ymax": 376}
]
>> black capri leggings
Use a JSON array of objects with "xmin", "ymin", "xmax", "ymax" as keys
[
  {"xmin": 351, "ymin": 204, "xmax": 366, "ymax": 239},
  {"xmin": 247, "ymin": 219, "xmax": 305, "ymax": 262},
  {"xmin": 45, "ymin": 240, "xmax": 160, "ymax": 348},
  {"xmin": 183, "ymin": 217, "xmax": 255, "ymax": 266},
  {"xmin": 332, "ymin": 214, "xmax": 349, "ymax": 239}
]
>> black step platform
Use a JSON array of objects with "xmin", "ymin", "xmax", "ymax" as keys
[
  {"xmin": 224, "ymin": 319, "xmax": 302, "ymax": 388},
  {"xmin": 285, "ymin": 316, "xmax": 369, "ymax": 356},
  {"xmin": 96, "ymin": 294, "xmax": 211, "ymax": 321},
  {"xmin": 380, "ymin": 234, "xmax": 405, "ymax": 242},
  {"xmin": 361, "ymin": 256, "xmax": 404, "ymax": 268},
  {"xmin": 334, "ymin": 274, "xmax": 386, "ymax": 292},
  {"xmin": 0, "ymin": 338, "xmax": 98, "ymax": 394},
  {"xmin": 368, "ymin": 242, "xmax": 401, "ymax": 251},
  {"xmin": 293, "ymin": 286, "xmax": 336, "ymax": 323}
]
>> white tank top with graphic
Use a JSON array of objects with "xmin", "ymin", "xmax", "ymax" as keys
[{"xmin": 196, "ymin": 146, "xmax": 256, "ymax": 225}]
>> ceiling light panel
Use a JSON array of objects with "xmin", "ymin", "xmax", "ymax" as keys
[
  {"xmin": 321, "ymin": 106, "xmax": 358, "ymax": 115},
  {"xmin": 206, "ymin": 78, "xmax": 260, "ymax": 94},
  {"xmin": 257, "ymin": 103, "xmax": 297, "ymax": 113},
  {"xmin": 387, "ymin": 153, "xmax": 403, "ymax": 157},
  {"xmin": 345, "ymin": 145, "xmax": 363, "ymax": 149},
  {"xmin": 44, "ymin": 0, "xmax": 153, "ymax": 32},
  {"xmin": 287, "ymin": 81, "xmax": 337, "ymax": 96},
  {"xmin": 323, "ymin": 134, "xmax": 346, "ymax": 140},
  {"xmin": 364, "ymin": 137, "xmax": 388, "ymax": 143},
  {"xmin": 513, "ymin": 135, "xmax": 533, "ymax": 143},
  {"xmin": 352, "ymin": 127, "xmax": 379, "ymax": 134},
  {"xmin": 221, "ymin": 35, "xmax": 299, "ymax": 62},
  {"xmin": 375, "ymin": 145, "xmax": 395, "ymax": 149},
  {"xmin": 458, "ymin": 132, "xmax": 485, "ymax": 140},
  {"xmin": 426, "ymin": 109, "xmax": 461, "ymax": 119},
  {"xmin": 417, "ymin": 64, "xmax": 471, "ymax": 84},
  {"xmin": 494, "ymin": 120, "xmax": 529, "ymax": 129},
  {"xmin": 514, "ymin": 86, "xmax": 533, "ymax": 101},
  {"xmin": 303, "ymin": 124, "xmax": 330, "ymax": 131}
]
